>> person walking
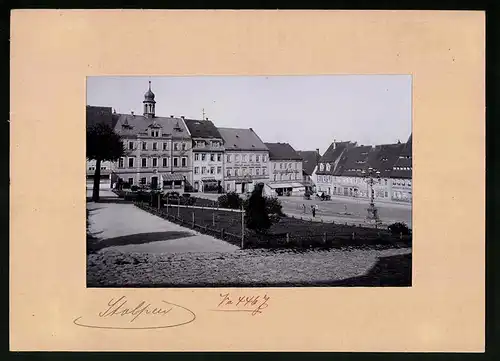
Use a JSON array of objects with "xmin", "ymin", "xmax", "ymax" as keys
[
  {"xmin": 303, "ymin": 204, "xmax": 306, "ymax": 214},
  {"xmin": 311, "ymin": 205, "xmax": 316, "ymax": 218}
]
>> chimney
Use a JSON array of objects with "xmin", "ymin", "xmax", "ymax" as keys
[
  {"xmin": 316, "ymin": 148, "xmax": 320, "ymax": 154},
  {"xmin": 170, "ymin": 115, "xmax": 174, "ymax": 118},
  {"xmin": 181, "ymin": 115, "xmax": 185, "ymax": 119},
  {"xmin": 205, "ymin": 117, "xmax": 209, "ymax": 121},
  {"xmin": 131, "ymin": 110, "xmax": 134, "ymax": 116}
]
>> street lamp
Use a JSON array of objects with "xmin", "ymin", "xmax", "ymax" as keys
[{"xmin": 361, "ymin": 167, "xmax": 381, "ymax": 225}]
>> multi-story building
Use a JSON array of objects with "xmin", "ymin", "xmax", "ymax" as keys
[
  {"xmin": 92, "ymin": 82, "xmax": 193, "ymax": 191},
  {"xmin": 218, "ymin": 127, "xmax": 269, "ymax": 194},
  {"xmin": 264, "ymin": 142, "xmax": 305, "ymax": 196},
  {"xmin": 390, "ymin": 134, "xmax": 412, "ymax": 202},
  {"xmin": 184, "ymin": 118, "xmax": 225, "ymax": 193},
  {"xmin": 314, "ymin": 138, "xmax": 410, "ymax": 203},
  {"xmin": 297, "ymin": 149, "xmax": 321, "ymax": 193}
]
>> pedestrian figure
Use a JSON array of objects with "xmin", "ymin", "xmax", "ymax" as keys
[
  {"xmin": 311, "ymin": 205, "xmax": 316, "ymax": 218},
  {"xmin": 303, "ymin": 204, "xmax": 306, "ymax": 213},
  {"xmin": 344, "ymin": 204, "xmax": 347, "ymax": 213}
]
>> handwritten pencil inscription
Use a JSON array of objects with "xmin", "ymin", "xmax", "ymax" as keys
[
  {"xmin": 214, "ymin": 293, "xmax": 270, "ymax": 316},
  {"xmin": 73, "ymin": 296, "xmax": 196, "ymax": 330}
]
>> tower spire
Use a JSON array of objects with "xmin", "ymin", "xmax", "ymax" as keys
[{"xmin": 143, "ymin": 81, "xmax": 156, "ymax": 118}]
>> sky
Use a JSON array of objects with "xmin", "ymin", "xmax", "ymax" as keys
[{"xmin": 87, "ymin": 75, "xmax": 412, "ymax": 155}]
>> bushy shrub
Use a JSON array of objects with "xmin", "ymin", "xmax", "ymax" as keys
[
  {"xmin": 130, "ymin": 185, "xmax": 139, "ymax": 192},
  {"xmin": 218, "ymin": 192, "xmax": 243, "ymax": 209},
  {"xmin": 244, "ymin": 185, "xmax": 271, "ymax": 233},
  {"xmin": 265, "ymin": 196, "xmax": 284, "ymax": 216},
  {"xmin": 388, "ymin": 222, "xmax": 411, "ymax": 236}
]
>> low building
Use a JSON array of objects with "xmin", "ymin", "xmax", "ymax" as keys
[
  {"xmin": 184, "ymin": 118, "xmax": 225, "ymax": 193},
  {"xmin": 390, "ymin": 135, "xmax": 412, "ymax": 202},
  {"xmin": 219, "ymin": 127, "xmax": 269, "ymax": 194},
  {"xmin": 86, "ymin": 159, "xmax": 114, "ymax": 189},
  {"xmin": 296, "ymin": 149, "xmax": 321, "ymax": 193},
  {"xmin": 264, "ymin": 142, "xmax": 305, "ymax": 196}
]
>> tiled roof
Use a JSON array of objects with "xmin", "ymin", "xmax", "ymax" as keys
[
  {"xmin": 86, "ymin": 106, "xmax": 115, "ymax": 129},
  {"xmin": 391, "ymin": 134, "xmax": 412, "ymax": 179},
  {"xmin": 316, "ymin": 141, "xmax": 356, "ymax": 175},
  {"xmin": 111, "ymin": 113, "xmax": 190, "ymax": 138},
  {"xmin": 368, "ymin": 143, "xmax": 406, "ymax": 178},
  {"xmin": 218, "ymin": 127, "xmax": 269, "ymax": 151},
  {"xmin": 334, "ymin": 145, "xmax": 373, "ymax": 177},
  {"xmin": 264, "ymin": 142, "xmax": 302, "ymax": 161},
  {"xmin": 297, "ymin": 150, "xmax": 321, "ymax": 175},
  {"xmin": 184, "ymin": 118, "xmax": 223, "ymax": 139}
]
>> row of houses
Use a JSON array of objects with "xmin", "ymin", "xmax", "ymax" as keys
[{"xmin": 87, "ymin": 82, "xmax": 412, "ymax": 203}]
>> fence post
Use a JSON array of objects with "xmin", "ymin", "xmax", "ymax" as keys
[
  {"xmin": 177, "ymin": 197, "xmax": 180, "ymax": 217},
  {"xmin": 212, "ymin": 212, "xmax": 215, "ymax": 227},
  {"xmin": 166, "ymin": 196, "xmax": 169, "ymax": 214},
  {"xmin": 286, "ymin": 233, "xmax": 289, "ymax": 244},
  {"xmin": 352, "ymin": 232, "xmax": 355, "ymax": 241},
  {"xmin": 192, "ymin": 212, "xmax": 195, "ymax": 228},
  {"xmin": 241, "ymin": 206, "xmax": 245, "ymax": 249},
  {"xmin": 221, "ymin": 228, "xmax": 225, "ymax": 239},
  {"xmin": 323, "ymin": 232, "xmax": 327, "ymax": 244},
  {"xmin": 158, "ymin": 193, "xmax": 161, "ymax": 210}
]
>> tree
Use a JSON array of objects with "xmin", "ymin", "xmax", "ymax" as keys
[
  {"xmin": 244, "ymin": 183, "xmax": 271, "ymax": 234},
  {"xmin": 86, "ymin": 123, "xmax": 125, "ymax": 202}
]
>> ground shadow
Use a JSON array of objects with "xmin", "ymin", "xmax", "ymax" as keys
[{"xmin": 87, "ymin": 231, "xmax": 195, "ymax": 252}]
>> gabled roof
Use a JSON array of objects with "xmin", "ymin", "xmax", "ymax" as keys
[
  {"xmin": 297, "ymin": 150, "xmax": 321, "ymax": 175},
  {"xmin": 334, "ymin": 145, "xmax": 373, "ymax": 177},
  {"xmin": 111, "ymin": 113, "xmax": 190, "ymax": 138},
  {"xmin": 264, "ymin": 142, "xmax": 302, "ymax": 161},
  {"xmin": 391, "ymin": 134, "xmax": 412, "ymax": 179},
  {"xmin": 218, "ymin": 127, "xmax": 268, "ymax": 151},
  {"xmin": 184, "ymin": 118, "xmax": 223, "ymax": 139},
  {"xmin": 368, "ymin": 143, "xmax": 406, "ymax": 178},
  {"xmin": 86, "ymin": 106, "xmax": 116, "ymax": 129},
  {"xmin": 316, "ymin": 141, "xmax": 356, "ymax": 175}
]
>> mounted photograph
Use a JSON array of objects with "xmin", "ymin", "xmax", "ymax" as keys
[{"xmin": 86, "ymin": 75, "xmax": 413, "ymax": 288}]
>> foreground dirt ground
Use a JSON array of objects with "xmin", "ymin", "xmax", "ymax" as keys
[{"xmin": 87, "ymin": 246, "xmax": 411, "ymax": 287}]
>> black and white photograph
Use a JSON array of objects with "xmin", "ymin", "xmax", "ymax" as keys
[{"xmin": 86, "ymin": 75, "xmax": 413, "ymax": 288}]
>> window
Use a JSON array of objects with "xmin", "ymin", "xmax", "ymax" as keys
[
  {"xmin": 128, "ymin": 178, "xmax": 134, "ymax": 185},
  {"xmin": 385, "ymin": 179, "xmax": 388, "ymax": 185},
  {"xmin": 217, "ymin": 154, "xmax": 222, "ymax": 162},
  {"xmin": 295, "ymin": 163, "xmax": 298, "ymax": 169},
  {"xmin": 235, "ymin": 155, "xmax": 240, "ymax": 162},
  {"xmin": 289, "ymin": 163, "xmax": 292, "ymax": 169},
  {"xmin": 173, "ymin": 157, "xmax": 178, "ymax": 167},
  {"xmin": 194, "ymin": 167, "xmax": 199, "ymax": 174},
  {"xmin": 263, "ymin": 168, "xmax": 266, "ymax": 175},
  {"xmin": 88, "ymin": 167, "xmax": 95, "ymax": 171},
  {"xmin": 249, "ymin": 155, "xmax": 253, "ymax": 162},
  {"xmin": 141, "ymin": 158, "xmax": 147, "ymax": 167},
  {"xmin": 100, "ymin": 166, "xmax": 106, "ymax": 170},
  {"xmin": 385, "ymin": 191, "xmax": 388, "ymax": 197},
  {"xmin": 226, "ymin": 183, "xmax": 231, "ymax": 191},
  {"xmin": 210, "ymin": 154, "xmax": 215, "ymax": 161},
  {"xmin": 274, "ymin": 175, "xmax": 277, "ymax": 181},
  {"xmin": 140, "ymin": 177, "xmax": 147, "ymax": 185},
  {"xmin": 234, "ymin": 169, "xmax": 239, "ymax": 176},
  {"xmin": 118, "ymin": 158, "xmax": 124, "ymax": 168},
  {"xmin": 202, "ymin": 153, "xmax": 206, "ymax": 161},
  {"xmin": 210, "ymin": 166, "xmax": 215, "ymax": 174},
  {"xmin": 256, "ymin": 155, "xmax": 260, "ymax": 162},
  {"xmin": 181, "ymin": 157, "xmax": 187, "ymax": 167},
  {"xmin": 280, "ymin": 163, "xmax": 283, "ymax": 169},
  {"xmin": 152, "ymin": 158, "xmax": 158, "ymax": 167},
  {"xmin": 163, "ymin": 158, "xmax": 168, "ymax": 167},
  {"xmin": 152, "ymin": 142, "xmax": 157, "ymax": 150},
  {"xmin": 263, "ymin": 155, "xmax": 267, "ymax": 162},
  {"xmin": 227, "ymin": 169, "xmax": 231, "ymax": 177},
  {"xmin": 408, "ymin": 180, "xmax": 412, "ymax": 187},
  {"xmin": 243, "ymin": 155, "xmax": 247, "ymax": 162},
  {"xmin": 291, "ymin": 173, "xmax": 295, "ymax": 180},
  {"xmin": 319, "ymin": 163, "xmax": 324, "ymax": 171},
  {"xmin": 182, "ymin": 143, "xmax": 186, "ymax": 150},
  {"xmin": 212, "ymin": 141, "xmax": 219, "ymax": 148},
  {"xmin": 217, "ymin": 166, "xmax": 222, "ymax": 174},
  {"xmin": 128, "ymin": 141, "xmax": 134, "ymax": 150},
  {"xmin": 227, "ymin": 154, "xmax": 231, "ymax": 162},
  {"xmin": 326, "ymin": 164, "xmax": 331, "ymax": 171},
  {"xmin": 249, "ymin": 168, "xmax": 253, "ymax": 175},
  {"xmin": 195, "ymin": 153, "xmax": 200, "ymax": 161},
  {"xmin": 142, "ymin": 142, "xmax": 147, "ymax": 150},
  {"xmin": 163, "ymin": 142, "xmax": 168, "ymax": 150},
  {"xmin": 128, "ymin": 158, "xmax": 134, "ymax": 168},
  {"xmin": 274, "ymin": 163, "xmax": 276, "ymax": 169},
  {"xmin": 174, "ymin": 143, "xmax": 179, "ymax": 151},
  {"xmin": 202, "ymin": 166, "xmax": 206, "ymax": 174},
  {"xmin": 256, "ymin": 168, "xmax": 260, "ymax": 175}
]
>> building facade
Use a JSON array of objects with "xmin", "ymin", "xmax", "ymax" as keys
[
  {"xmin": 390, "ymin": 135, "xmax": 413, "ymax": 202},
  {"xmin": 218, "ymin": 128, "xmax": 269, "ymax": 194},
  {"xmin": 264, "ymin": 142, "xmax": 305, "ymax": 196},
  {"xmin": 89, "ymin": 82, "xmax": 194, "ymax": 191},
  {"xmin": 184, "ymin": 118, "xmax": 225, "ymax": 193},
  {"xmin": 297, "ymin": 149, "xmax": 321, "ymax": 193}
]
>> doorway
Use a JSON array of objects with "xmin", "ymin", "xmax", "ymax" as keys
[{"xmin": 151, "ymin": 176, "xmax": 158, "ymax": 189}]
